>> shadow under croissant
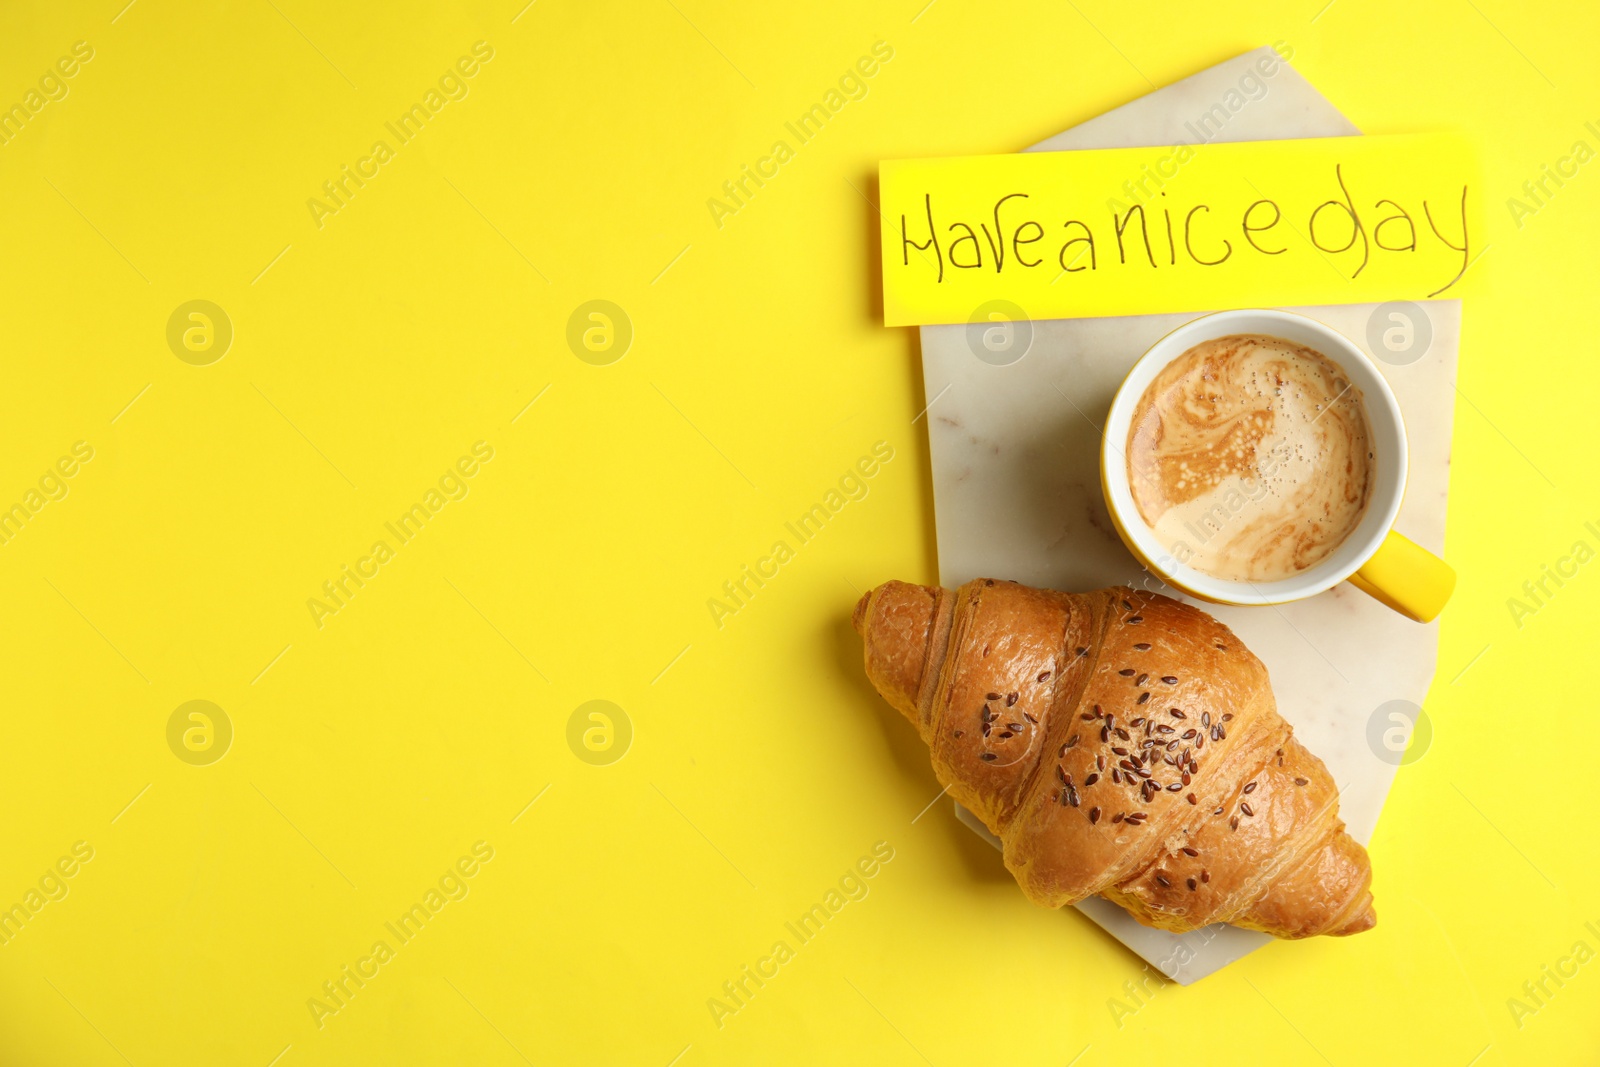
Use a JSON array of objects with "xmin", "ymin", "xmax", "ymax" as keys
[
  {"xmin": 831, "ymin": 610, "xmax": 1007, "ymax": 885},
  {"xmin": 828, "ymin": 610, "xmax": 943, "ymax": 787},
  {"xmin": 838, "ymin": 599, "xmax": 1175, "ymax": 962}
]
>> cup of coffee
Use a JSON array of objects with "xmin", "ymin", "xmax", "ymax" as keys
[{"xmin": 1100, "ymin": 309, "xmax": 1454, "ymax": 622}]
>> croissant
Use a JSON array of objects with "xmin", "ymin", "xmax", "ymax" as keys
[{"xmin": 853, "ymin": 578, "xmax": 1376, "ymax": 939}]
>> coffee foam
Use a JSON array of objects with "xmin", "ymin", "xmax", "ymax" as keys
[{"xmin": 1125, "ymin": 333, "xmax": 1374, "ymax": 583}]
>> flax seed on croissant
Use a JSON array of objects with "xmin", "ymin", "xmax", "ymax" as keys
[{"xmin": 852, "ymin": 578, "xmax": 1375, "ymax": 939}]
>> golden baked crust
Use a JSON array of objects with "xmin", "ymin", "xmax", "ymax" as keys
[{"xmin": 854, "ymin": 578, "xmax": 1375, "ymax": 939}]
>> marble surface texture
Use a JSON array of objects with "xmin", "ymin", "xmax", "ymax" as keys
[{"xmin": 917, "ymin": 47, "xmax": 1458, "ymax": 983}]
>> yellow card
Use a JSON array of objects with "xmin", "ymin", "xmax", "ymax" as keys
[{"xmin": 879, "ymin": 133, "xmax": 1477, "ymax": 326}]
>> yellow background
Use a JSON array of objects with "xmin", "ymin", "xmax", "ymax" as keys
[{"xmin": 0, "ymin": 1, "xmax": 1595, "ymax": 1064}]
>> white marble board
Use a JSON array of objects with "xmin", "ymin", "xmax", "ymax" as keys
[{"xmin": 917, "ymin": 47, "xmax": 1457, "ymax": 983}]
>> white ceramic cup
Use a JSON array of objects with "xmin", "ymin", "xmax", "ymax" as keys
[{"xmin": 1100, "ymin": 309, "xmax": 1454, "ymax": 621}]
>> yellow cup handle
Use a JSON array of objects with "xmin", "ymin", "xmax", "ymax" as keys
[{"xmin": 1347, "ymin": 530, "xmax": 1456, "ymax": 622}]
